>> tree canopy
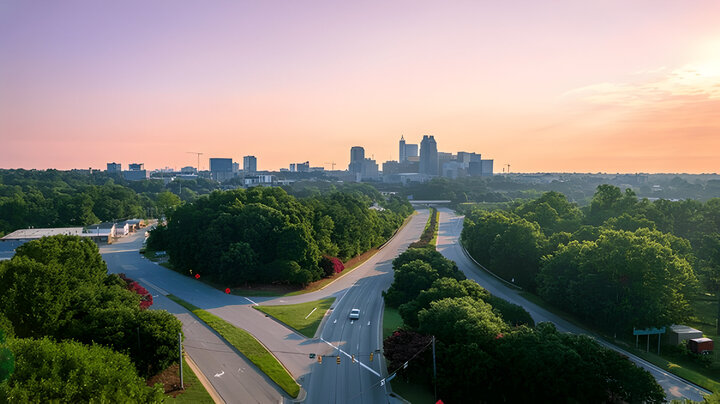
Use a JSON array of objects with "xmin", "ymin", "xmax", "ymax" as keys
[{"xmin": 151, "ymin": 187, "xmax": 412, "ymax": 286}]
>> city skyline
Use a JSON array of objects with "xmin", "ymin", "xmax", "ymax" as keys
[{"xmin": 1, "ymin": 1, "xmax": 720, "ymax": 173}]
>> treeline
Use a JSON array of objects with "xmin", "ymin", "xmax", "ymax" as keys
[
  {"xmin": 462, "ymin": 186, "xmax": 720, "ymax": 335},
  {"xmin": 148, "ymin": 186, "xmax": 413, "ymax": 286},
  {"xmin": 373, "ymin": 174, "xmax": 720, "ymax": 208},
  {"xmin": 0, "ymin": 169, "xmax": 197, "ymax": 236},
  {"xmin": 0, "ymin": 235, "xmax": 182, "ymax": 401},
  {"xmin": 383, "ymin": 246, "xmax": 664, "ymax": 403}
]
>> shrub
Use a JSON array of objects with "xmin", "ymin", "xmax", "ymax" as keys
[{"xmin": 319, "ymin": 256, "xmax": 345, "ymax": 277}]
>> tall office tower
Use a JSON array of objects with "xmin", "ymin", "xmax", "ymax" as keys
[
  {"xmin": 349, "ymin": 146, "xmax": 365, "ymax": 174},
  {"xmin": 107, "ymin": 162, "xmax": 122, "ymax": 173},
  {"xmin": 209, "ymin": 158, "xmax": 234, "ymax": 181},
  {"xmin": 405, "ymin": 143, "xmax": 419, "ymax": 158},
  {"xmin": 419, "ymin": 135, "xmax": 439, "ymax": 176},
  {"xmin": 243, "ymin": 155, "xmax": 257, "ymax": 173},
  {"xmin": 399, "ymin": 135, "xmax": 406, "ymax": 162}
]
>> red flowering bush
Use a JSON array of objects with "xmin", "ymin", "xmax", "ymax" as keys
[
  {"xmin": 319, "ymin": 256, "xmax": 345, "ymax": 277},
  {"xmin": 118, "ymin": 274, "xmax": 153, "ymax": 310}
]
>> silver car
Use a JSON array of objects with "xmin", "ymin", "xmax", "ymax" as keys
[{"xmin": 349, "ymin": 309, "xmax": 360, "ymax": 320}]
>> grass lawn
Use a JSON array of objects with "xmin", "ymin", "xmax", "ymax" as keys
[
  {"xmin": 391, "ymin": 377, "xmax": 435, "ymax": 404},
  {"xmin": 167, "ymin": 295, "xmax": 300, "ymax": 398},
  {"xmin": 429, "ymin": 209, "xmax": 440, "ymax": 247},
  {"xmin": 520, "ymin": 290, "xmax": 720, "ymax": 393},
  {"xmin": 166, "ymin": 357, "xmax": 215, "ymax": 403},
  {"xmin": 632, "ymin": 349, "xmax": 720, "ymax": 393},
  {"xmin": 383, "ymin": 306, "xmax": 403, "ymax": 339},
  {"xmin": 255, "ymin": 298, "xmax": 335, "ymax": 338}
]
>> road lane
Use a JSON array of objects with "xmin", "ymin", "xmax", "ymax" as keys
[
  {"xmin": 301, "ymin": 209, "xmax": 430, "ymax": 404},
  {"xmin": 100, "ymin": 209, "xmax": 429, "ymax": 404},
  {"xmin": 151, "ymin": 294, "xmax": 284, "ymax": 404},
  {"xmin": 436, "ymin": 208, "xmax": 710, "ymax": 402}
]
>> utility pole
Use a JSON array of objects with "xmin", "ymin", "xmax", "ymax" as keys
[
  {"xmin": 179, "ymin": 333, "xmax": 184, "ymax": 389},
  {"xmin": 505, "ymin": 163, "xmax": 511, "ymax": 173},
  {"xmin": 432, "ymin": 335, "xmax": 437, "ymax": 402}
]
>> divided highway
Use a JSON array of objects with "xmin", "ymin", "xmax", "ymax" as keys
[{"xmin": 435, "ymin": 207, "xmax": 710, "ymax": 402}]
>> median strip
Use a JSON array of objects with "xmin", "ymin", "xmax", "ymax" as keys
[
  {"xmin": 255, "ymin": 297, "xmax": 335, "ymax": 338},
  {"xmin": 166, "ymin": 294, "xmax": 300, "ymax": 398}
]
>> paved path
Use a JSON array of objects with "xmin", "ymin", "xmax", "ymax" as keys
[{"xmin": 436, "ymin": 208, "xmax": 710, "ymax": 402}]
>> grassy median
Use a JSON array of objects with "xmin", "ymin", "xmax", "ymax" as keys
[
  {"xmin": 255, "ymin": 298, "xmax": 335, "ymax": 338},
  {"xmin": 167, "ymin": 295, "xmax": 300, "ymax": 398}
]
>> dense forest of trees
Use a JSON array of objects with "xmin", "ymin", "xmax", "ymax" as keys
[
  {"xmin": 373, "ymin": 173, "xmax": 720, "ymax": 208},
  {"xmin": 148, "ymin": 186, "xmax": 413, "ymax": 286},
  {"xmin": 462, "ymin": 186, "xmax": 720, "ymax": 334},
  {"xmin": 0, "ymin": 236, "xmax": 182, "ymax": 402},
  {"xmin": 383, "ymin": 246, "xmax": 664, "ymax": 403}
]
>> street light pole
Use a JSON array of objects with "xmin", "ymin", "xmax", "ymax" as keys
[{"xmin": 179, "ymin": 333, "xmax": 184, "ymax": 389}]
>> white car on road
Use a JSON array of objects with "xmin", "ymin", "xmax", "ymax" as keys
[{"xmin": 349, "ymin": 309, "xmax": 360, "ymax": 320}]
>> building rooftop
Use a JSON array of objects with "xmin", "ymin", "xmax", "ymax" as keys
[{"xmin": 1, "ymin": 227, "xmax": 84, "ymax": 240}]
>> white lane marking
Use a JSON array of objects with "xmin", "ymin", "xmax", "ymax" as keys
[
  {"xmin": 305, "ymin": 307, "xmax": 317, "ymax": 319},
  {"xmin": 238, "ymin": 368, "xmax": 244, "ymax": 373},
  {"xmin": 138, "ymin": 278, "xmax": 169, "ymax": 296},
  {"xmin": 367, "ymin": 321, "xmax": 371, "ymax": 326},
  {"xmin": 320, "ymin": 338, "xmax": 381, "ymax": 377},
  {"xmin": 333, "ymin": 319, "xmax": 337, "ymax": 324},
  {"xmin": 243, "ymin": 296, "xmax": 259, "ymax": 306},
  {"xmin": 214, "ymin": 371, "xmax": 225, "ymax": 378},
  {"xmin": 350, "ymin": 320, "xmax": 354, "ymax": 325},
  {"xmin": 121, "ymin": 264, "xmax": 137, "ymax": 270}
]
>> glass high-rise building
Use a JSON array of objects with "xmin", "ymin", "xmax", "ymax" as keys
[{"xmin": 419, "ymin": 135, "xmax": 438, "ymax": 176}]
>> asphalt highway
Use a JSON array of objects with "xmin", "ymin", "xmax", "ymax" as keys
[
  {"xmin": 99, "ymin": 209, "xmax": 429, "ymax": 404},
  {"xmin": 436, "ymin": 207, "xmax": 710, "ymax": 402}
]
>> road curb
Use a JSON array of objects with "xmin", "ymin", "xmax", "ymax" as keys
[
  {"xmin": 184, "ymin": 352, "xmax": 225, "ymax": 404},
  {"xmin": 315, "ymin": 211, "xmax": 419, "ymax": 293}
]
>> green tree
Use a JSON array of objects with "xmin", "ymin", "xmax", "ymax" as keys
[
  {"xmin": 538, "ymin": 228, "xmax": 697, "ymax": 334},
  {"xmin": 417, "ymin": 297, "xmax": 507, "ymax": 345},
  {"xmin": 0, "ymin": 338, "xmax": 164, "ymax": 403}
]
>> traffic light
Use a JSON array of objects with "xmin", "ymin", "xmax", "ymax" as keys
[
  {"xmin": 318, "ymin": 355, "xmax": 322, "ymax": 364},
  {"xmin": 369, "ymin": 352, "xmax": 374, "ymax": 362},
  {"xmin": 351, "ymin": 355, "xmax": 355, "ymax": 363},
  {"xmin": 336, "ymin": 356, "xmax": 341, "ymax": 365}
]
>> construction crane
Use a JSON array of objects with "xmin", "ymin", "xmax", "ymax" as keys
[
  {"xmin": 324, "ymin": 162, "xmax": 336, "ymax": 170},
  {"xmin": 186, "ymin": 152, "xmax": 203, "ymax": 173}
]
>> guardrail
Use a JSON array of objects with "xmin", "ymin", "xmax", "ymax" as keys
[{"xmin": 459, "ymin": 242, "xmax": 523, "ymax": 291}]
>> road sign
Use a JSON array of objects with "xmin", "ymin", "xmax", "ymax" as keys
[{"xmin": 633, "ymin": 327, "xmax": 666, "ymax": 336}]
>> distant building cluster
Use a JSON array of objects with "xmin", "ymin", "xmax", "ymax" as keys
[
  {"xmin": 382, "ymin": 135, "xmax": 493, "ymax": 184},
  {"xmin": 104, "ymin": 134, "xmax": 492, "ymax": 187},
  {"xmin": 106, "ymin": 162, "xmax": 147, "ymax": 181}
]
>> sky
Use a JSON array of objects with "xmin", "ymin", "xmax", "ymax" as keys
[{"xmin": 1, "ymin": 1, "xmax": 719, "ymax": 173}]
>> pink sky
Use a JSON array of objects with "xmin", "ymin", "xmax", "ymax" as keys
[{"xmin": 1, "ymin": 1, "xmax": 719, "ymax": 173}]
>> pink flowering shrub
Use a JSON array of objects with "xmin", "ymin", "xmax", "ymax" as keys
[
  {"xmin": 118, "ymin": 273, "xmax": 153, "ymax": 310},
  {"xmin": 319, "ymin": 256, "xmax": 345, "ymax": 277}
]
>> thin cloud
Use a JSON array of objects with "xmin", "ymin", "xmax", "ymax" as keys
[{"xmin": 563, "ymin": 61, "xmax": 720, "ymax": 108}]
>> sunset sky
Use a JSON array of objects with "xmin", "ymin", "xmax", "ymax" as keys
[{"xmin": 1, "ymin": 1, "xmax": 719, "ymax": 173}]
